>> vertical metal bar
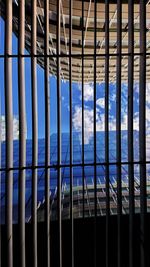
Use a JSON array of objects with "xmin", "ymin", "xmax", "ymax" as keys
[
  {"xmin": 57, "ymin": 0, "xmax": 62, "ymax": 266},
  {"xmin": 69, "ymin": 0, "xmax": 74, "ymax": 266},
  {"xmin": 94, "ymin": 0, "xmax": 97, "ymax": 266},
  {"xmin": 82, "ymin": 0, "xmax": 85, "ymax": 218},
  {"xmin": 139, "ymin": 0, "xmax": 146, "ymax": 266},
  {"xmin": 128, "ymin": 1, "xmax": 134, "ymax": 267},
  {"xmin": 44, "ymin": 0, "xmax": 50, "ymax": 266},
  {"xmin": 116, "ymin": 0, "xmax": 122, "ymax": 266},
  {"xmin": 31, "ymin": 1, "xmax": 38, "ymax": 267},
  {"xmin": 18, "ymin": 1, "xmax": 26, "ymax": 267},
  {"xmin": 5, "ymin": 1, "xmax": 13, "ymax": 267},
  {"xmin": 105, "ymin": 1, "xmax": 110, "ymax": 267},
  {"xmin": 94, "ymin": 0, "xmax": 97, "ymax": 219}
]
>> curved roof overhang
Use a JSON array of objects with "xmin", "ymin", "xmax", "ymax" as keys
[{"xmin": 1, "ymin": 0, "xmax": 150, "ymax": 82}]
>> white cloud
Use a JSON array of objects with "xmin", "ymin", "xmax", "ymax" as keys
[
  {"xmin": 73, "ymin": 82, "xmax": 150, "ymax": 144},
  {"xmin": 73, "ymin": 105, "xmax": 111, "ymax": 144},
  {"xmin": 121, "ymin": 83, "xmax": 150, "ymax": 134},
  {"xmin": 73, "ymin": 106, "xmax": 94, "ymax": 143},
  {"xmin": 134, "ymin": 82, "xmax": 139, "ymax": 93},
  {"xmin": 73, "ymin": 108, "xmax": 140, "ymax": 144},
  {"xmin": 146, "ymin": 83, "xmax": 150, "ymax": 104},
  {"xmin": 78, "ymin": 83, "xmax": 93, "ymax": 101},
  {"xmin": 96, "ymin": 98, "xmax": 105, "ymax": 109},
  {"xmin": 73, "ymin": 106, "xmax": 96, "ymax": 144},
  {"xmin": 0, "ymin": 116, "xmax": 23, "ymax": 142},
  {"xmin": 110, "ymin": 93, "xmax": 116, "ymax": 101}
]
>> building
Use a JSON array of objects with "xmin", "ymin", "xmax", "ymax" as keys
[
  {"xmin": 1, "ymin": 0, "xmax": 150, "ymax": 267},
  {"xmin": 1, "ymin": 0, "xmax": 150, "ymax": 82},
  {"xmin": 1, "ymin": 130, "xmax": 150, "ymax": 224}
]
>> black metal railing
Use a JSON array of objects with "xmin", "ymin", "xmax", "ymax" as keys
[{"xmin": 0, "ymin": 0, "xmax": 149, "ymax": 267}]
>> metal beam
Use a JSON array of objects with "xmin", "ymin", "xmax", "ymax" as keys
[
  {"xmin": 44, "ymin": 0, "xmax": 50, "ymax": 266},
  {"xmin": 94, "ymin": 0, "xmax": 97, "ymax": 266},
  {"xmin": 139, "ymin": 0, "xmax": 147, "ymax": 266},
  {"xmin": 116, "ymin": 0, "xmax": 122, "ymax": 266},
  {"xmin": 82, "ymin": 0, "xmax": 85, "ymax": 218},
  {"xmin": 18, "ymin": 1, "xmax": 26, "ymax": 266},
  {"xmin": 128, "ymin": 1, "xmax": 134, "ymax": 267},
  {"xmin": 31, "ymin": 1, "xmax": 38, "ymax": 266},
  {"xmin": 57, "ymin": 0, "xmax": 62, "ymax": 266},
  {"xmin": 69, "ymin": 0, "xmax": 74, "ymax": 266},
  {"xmin": 5, "ymin": 1, "xmax": 13, "ymax": 266},
  {"xmin": 105, "ymin": 1, "xmax": 110, "ymax": 267}
]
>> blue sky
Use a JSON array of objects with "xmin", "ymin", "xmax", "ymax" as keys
[{"xmin": 1, "ymin": 16, "xmax": 150, "ymax": 144}]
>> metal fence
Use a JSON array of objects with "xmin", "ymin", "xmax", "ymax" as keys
[{"xmin": 0, "ymin": 0, "xmax": 150, "ymax": 267}]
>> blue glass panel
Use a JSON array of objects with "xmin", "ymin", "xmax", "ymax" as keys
[
  {"xmin": 97, "ymin": 150, "xmax": 105, "ymax": 162},
  {"xmin": 73, "ymin": 167, "xmax": 82, "ymax": 186},
  {"xmin": 73, "ymin": 151, "xmax": 81, "ymax": 164}
]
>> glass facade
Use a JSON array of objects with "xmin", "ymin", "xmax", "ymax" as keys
[
  {"xmin": 0, "ymin": 1, "xmax": 150, "ymax": 266},
  {"xmin": 1, "ymin": 130, "xmax": 150, "ymax": 223}
]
